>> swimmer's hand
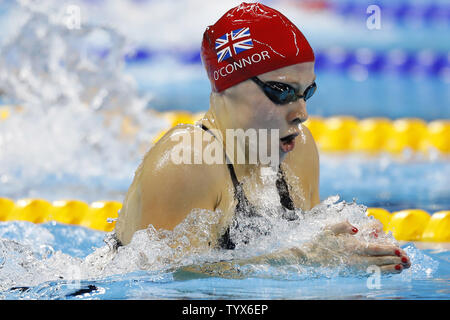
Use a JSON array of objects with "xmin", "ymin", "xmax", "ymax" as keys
[
  {"xmin": 302, "ymin": 221, "xmax": 411, "ymax": 274},
  {"xmin": 177, "ymin": 221, "xmax": 411, "ymax": 279},
  {"xmin": 235, "ymin": 220, "xmax": 412, "ymax": 274}
]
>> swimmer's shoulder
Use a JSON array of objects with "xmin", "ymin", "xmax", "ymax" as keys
[
  {"xmin": 146, "ymin": 123, "xmax": 226, "ymax": 167},
  {"xmin": 284, "ymin": 124, "xmax": 320, "ymax": 208},
  {"xmin": 284, "ymin": 124, "xmax": 319, "ymax": 187},
  {"xmin": 116, "ymin": 124, "xmax": 232, "ymax": 244},
  {"xmin": 301, "ymin": 123, "xmax": 319, "ymax": 151},
  {"xmin": 150, "ymin": 123, "xmax": 217, "ymax": 153},
  {"xmin": 140, "ymin": 123, "xmax": 230, "ymax": 205}
]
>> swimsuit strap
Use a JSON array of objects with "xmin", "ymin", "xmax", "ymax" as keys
[
  {"xmin": 200, "ymin": 124, "xmax": 241, "ymax": 193},
  {"xmin": 199, "ymin": 124, "xmax": 295, "ymax": 211},
  {"xmin": 199, "ymin": 124, "xmax": 297, "ymax": 250},
  {"xmin": 276, "ymin": 164, "xmax": 296, "ymax": 211}
]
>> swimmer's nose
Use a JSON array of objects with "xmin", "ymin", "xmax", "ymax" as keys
[
  {"xmin": 286, "ymin": 110, "xmax": 308, "ymax": 126},
  {"xmin": 286, "ymin": 101, "xmax": 308, "ymax": 125},
  {"xmin": 290, "ymin": 117, "xmax": 307, "ymax": 126}
]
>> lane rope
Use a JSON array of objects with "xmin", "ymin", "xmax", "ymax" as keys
[
  {"xmin": 155, "ymin": 112, "xmax": 450, "ymax": 154},
  {"xmin": 0, "ymin": 198, "xmax": 448, "ymax": 241}
]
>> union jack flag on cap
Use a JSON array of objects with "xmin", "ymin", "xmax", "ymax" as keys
[
  {"xmin": 201, "ymin": 2, "xmax": 315, "ymax": 92},
  {"xmin": 215, "ymin": 27, "xmax": 254, "ymax": 63}
]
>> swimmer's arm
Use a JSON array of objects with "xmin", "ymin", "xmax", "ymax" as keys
[
  {"xmin": 179, "ymin": 221, "xmax": 381, "ymax": 278},
  {"xmin": 180, "ymin": 223, "xmax": 362, "ymax": 277},
  {"xmin": 310, "ymin": 161, "xmax": 320, "ymax": 208},
  {"xmin": 178, "ymin": 248, "xmax": 308, "ymax": 279},
  {"xmin": 236, "ymin": 247, "xmax": 308, "ymax": 266},
  {"xmin": 179, "ymin": 223, "xmax": 411, "ymax": 278}
]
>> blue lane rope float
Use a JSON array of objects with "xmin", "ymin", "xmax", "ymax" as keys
[
  {"xmin": 326, "ymin": 0, "xmax": 450, "ymax": 25},
  {"xmin": 124, "ymin": 47, "xmax": 450, "ymax": 81}
]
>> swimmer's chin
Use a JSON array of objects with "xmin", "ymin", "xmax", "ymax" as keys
[{"xmin": 278, "ymin": 149, "xmax": 288, "ymax": 162}]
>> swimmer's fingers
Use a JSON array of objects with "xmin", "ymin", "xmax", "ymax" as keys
[
  {"xmin": 357, "ymin": 243, "xmax": 397, "ymax": 256},
  {"xmin": 326, "ymin": 221, "xmax": 358, "ymax": 235},
  {"xmin": 379, "ymin": 264, "xmax": 404, "ymax": 274},
  {"xmin": 361, "ymin": 255, "xmax": 407, "ymax": 268},
  {"xmin": 358, "ymin": 243, "xmax": 410, "ymax": 268}
]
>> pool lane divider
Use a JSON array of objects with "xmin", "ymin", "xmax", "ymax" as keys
[
  {"xmin": 0, "ymin": 198, "xmax": 449, "ymax": 242},
  {"xmin": 325, "ymin": 1, "xmax": 450, "ymax": 25},
  {"xmin": 0, "ymin": 198, "xmax": 121, "ymax": 232},
  {"xmin": 123, "ymin": 46, "xmax": 450, "ymax": 81},
  {"xmin": 1, "ymin": 106, "xmax": 449, "ymax": 154},
  {"xmin": 156, "ymin": 112, "xmax": 450, "ymax": 154}
]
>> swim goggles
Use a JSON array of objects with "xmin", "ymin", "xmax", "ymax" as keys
[{"xmin": 251, "ymin": 76, "xmax": 317, "ymax": 105}]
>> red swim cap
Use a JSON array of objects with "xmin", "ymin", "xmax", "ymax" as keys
[{"xmin": 201, "ymin": 2, "xmax": 315, "ymax": 93}]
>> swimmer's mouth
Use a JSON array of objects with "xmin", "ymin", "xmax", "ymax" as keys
[{"xmin": 280, "ymin": 133, "xmax": 299, "ymax": 153}]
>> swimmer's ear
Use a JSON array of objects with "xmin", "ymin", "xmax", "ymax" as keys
[{"xmin": 325, "ymin": 221, "xmax": 358, "ymax": 236}]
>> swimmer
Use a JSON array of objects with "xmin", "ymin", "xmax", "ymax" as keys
[{"xmin": 114, "ymin": 2, "xmax": 410, "ymax": 274}]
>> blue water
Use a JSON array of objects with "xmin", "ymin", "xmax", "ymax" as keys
[
  {"xmin": 126, "ymin": 62, "xmax": 450, "ymax": 121},
  {"xmin": 5, "ymin": 266, "xmax": 450, "ymax": 300},
  {"xmin": 0, "ymin": 0, "xmax": 449, "ymax": 300},
  {"xmin": 0, "ymin": 221, "xmax": 448, "ymax": 300},
  {"xmin": 1, "ymin": 0, "xmax": 449, "ymax": 119},
  {"xmin": 2, "ymin": 154, "xmax": 449, "ymax": 214}
]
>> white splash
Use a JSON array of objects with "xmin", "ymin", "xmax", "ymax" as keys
[
  {"xmin": 0, "ymin": 196, "xmax": 439, "ymax": 291},
  {"xmin": 0, "ymin": 3, "xmax": 167, "ymax": 201}
]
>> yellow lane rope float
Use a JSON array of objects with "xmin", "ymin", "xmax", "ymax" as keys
[
  {"xmin": 0, "ymin": 198, "xmax": 449, "ymax": 241},
  {"xmin": 1, "ymin": 106, "xmax": 448, "ymax": 153},
  {"xmin": 151, "ymin": 112, "xmax": 449, "ymax": 154},
  {"xmin": 0, "ymin": 198, "xmax": 121, "ymax": 232}
]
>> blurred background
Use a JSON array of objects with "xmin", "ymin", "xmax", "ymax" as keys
[{"xmin": 0, "ymin": 0, "xmax": 449, "ymax": 212}]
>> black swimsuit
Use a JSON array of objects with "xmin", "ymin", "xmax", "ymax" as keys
[{"xmin": 199, "ymin": 124, "xmax": 298, "ymax": 250}]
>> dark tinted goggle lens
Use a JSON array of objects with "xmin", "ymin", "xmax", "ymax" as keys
[
  {"xmin": 263, "ymin": 81, "xmax": 298, "ymax": 105},
  {"xmin": 303, "ymin": 82, "xmax": 317, "ymax": 101},
  {"xmin": 254, "ymin": 77, "xmax": 317, "ymax": 105}
]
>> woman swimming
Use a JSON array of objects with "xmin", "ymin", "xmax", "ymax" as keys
[{"xmin": 114, "ymin": 2, "xmax": 411, "ymax": 274}]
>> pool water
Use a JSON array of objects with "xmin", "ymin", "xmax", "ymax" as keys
[
  {"xmin": 0, "ymin": 199, "xmax": 447, "ymax": 300},
  {"xmin": 0, "ymin": 0, "xmax": 449, "ymax": 300},
  {"xmin": 0, "ymin": 221, "xmax": 447, "ymax": 300}
]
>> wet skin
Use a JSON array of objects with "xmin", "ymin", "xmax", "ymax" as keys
[{"xmin": 114, "ymin": 62, "xmax": 411, "ymax": 274}]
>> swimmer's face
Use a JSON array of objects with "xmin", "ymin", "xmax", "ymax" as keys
[{"xmin": 220, "ymin": 62, "xmax": 316, "ymax": 161}]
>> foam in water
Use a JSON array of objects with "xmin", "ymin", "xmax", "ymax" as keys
[
  {"xmin": 0, "ymin": 3, "xmax": 167, "ymax": 200},
  {"xmin": 0, "ymin": 196, "xmax": 439, "ymax": 291},
  {"xmin": 77, "ymin": 195, "xmax": 440, "ymax": 281}
]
